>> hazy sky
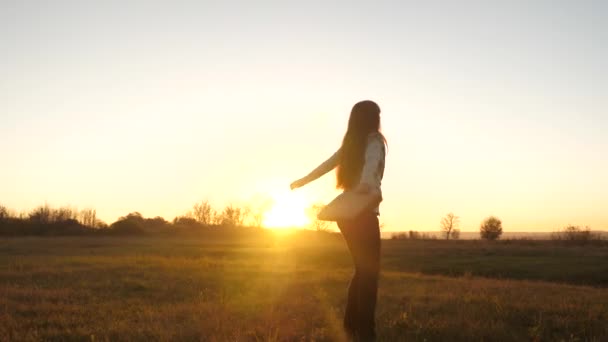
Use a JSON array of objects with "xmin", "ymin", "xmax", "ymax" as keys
[{"xmin": 1, "ymin": 1, "xmax": 607, "ymax": 231}]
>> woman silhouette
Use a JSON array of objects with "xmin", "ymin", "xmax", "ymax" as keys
[{"xmin": 290, "ymin": 100, "xmax": 386, "ymax": 341}]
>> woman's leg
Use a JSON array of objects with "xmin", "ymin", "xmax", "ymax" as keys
[
  {"xmin": 338, "ymin": 212, "xmax": 381, "ymax": 340},
  {"xmin": 338, "ymin": 220, "xmax": 360, "ymax": 336},
  {"xmin": 355, "ymin": 213, "xmax": 381, "ymax": 340},
  {"xmin": 344, "ymin": 271, "xmax": 360, "ymax": 335}
]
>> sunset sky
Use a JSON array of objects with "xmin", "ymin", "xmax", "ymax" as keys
[{"xmin": 1, "ymin": 1, "xmax": 606, "ymax": 232}]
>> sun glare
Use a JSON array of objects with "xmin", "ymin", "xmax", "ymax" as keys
[{"xmin": 263, "ymin": 191, "xmax": 311, "ymax": 229}]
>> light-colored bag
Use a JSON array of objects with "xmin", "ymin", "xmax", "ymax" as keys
[{"xmin": 317, "ymin": 190, "xmax": 382, "ymax": 222}]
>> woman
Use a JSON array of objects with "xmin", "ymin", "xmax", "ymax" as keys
[{"xmin": 290, "ymin": 100, "xmax": 386, "ymax": 341}]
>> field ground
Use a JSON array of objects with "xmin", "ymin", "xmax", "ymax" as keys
[{"xmin": 1, "ymin": 231, "xmax": 607, "ymax": 341}]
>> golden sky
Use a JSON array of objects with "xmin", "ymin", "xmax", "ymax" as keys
[{"xmin": 1, "ymin": 1, "xmax": 607, "ymax": 231}]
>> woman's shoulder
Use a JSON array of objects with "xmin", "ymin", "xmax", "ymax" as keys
[
  {"xmin": 368, "ymin": 131, "xmax": 384, "ymax": 138},
  {"xmin": 367, "ymin": 132, "xmax": 386, "ymax": 145},
  {"xmin": 366, "ymin": 132, "xmax": 387, "ymax": 153}
]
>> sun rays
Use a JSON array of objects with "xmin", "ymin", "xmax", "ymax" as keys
[{"xmin": 263, "ymin": 191, "xmax": 311, "ymax": 229}]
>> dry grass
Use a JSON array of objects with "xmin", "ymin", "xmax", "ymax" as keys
[{"xmin": 0, "ymin": 234, "xmax": 607, "ymax": 341}]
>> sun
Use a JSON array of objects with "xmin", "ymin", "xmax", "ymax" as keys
[{"xmin": 263, "ymin": 191, "xmax": 311, "ymax": 229}]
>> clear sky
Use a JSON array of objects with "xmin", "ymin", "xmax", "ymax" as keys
[{"xmin": 1, "ymin": 1, "xmax": 607, "ymax": 232}]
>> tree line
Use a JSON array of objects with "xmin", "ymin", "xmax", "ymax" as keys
[
  {"xmin": 0, "ymin": 201, "xmax": 276, "ymax": 236},
  {"xmin": 1, "ymin": 203, "xmax": 603, "ymax": 242},
  {"xmin": 392, "ymin": 212, "xmax": 603, "ymax": 244},
  {"xmin": 392, "ymin": 213, "xmax": 504, "ymax": 241}
]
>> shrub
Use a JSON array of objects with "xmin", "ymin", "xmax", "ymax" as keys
[
  {"xmin": 391, "ymin": 230, "xmax": 437, "ymax": 240},
  {"xmin": 480, "ymin": 216, "xmax": 503, "ymax": 240},
  {"xmin": 109, "ymin": 213, "xmax": 145, "ymax": 235},
  {"xmin": 551, "ymin": 225, "xmax": 601, "ymax": 244}
]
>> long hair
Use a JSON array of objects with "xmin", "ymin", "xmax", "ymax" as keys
[{"xmin": 336, "ymin": 100, "xmax": 386, "ymax": 190}]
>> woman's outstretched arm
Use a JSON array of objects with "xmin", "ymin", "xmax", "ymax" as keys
[{"xmin": 290, "ymin": 150, "xmax": 340, "ymax": 190}]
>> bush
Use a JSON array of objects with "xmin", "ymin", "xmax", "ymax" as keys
[
  {"xmin": 551, "ymin": 225, "xmax": 601, "ymax": 244},
  {"xmin": 391, "ymin": 230, "xmax": 437, "ymax": 240},
  {"xmin": 480, "ymin": 216, "xmax": 503, "ymax": 240},
  {"xmin": 109, "ymin": 213, "xmax": 146, "ymax": 235},
  {"xmin": 110, "ymin": 219, "xmax": 144, "ymax": 235},
  {"xmin": 173, "ymin": 216, "xmax": 200, "ymax": 228}
]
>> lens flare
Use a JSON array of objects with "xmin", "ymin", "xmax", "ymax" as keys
[{"xmin": 263, "ymin": 191, "xmax": 311, "ymax": 229}]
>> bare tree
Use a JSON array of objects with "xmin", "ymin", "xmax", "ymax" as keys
[
  {"xmin": 53, "ymin": 207, "xmax": 77, "ymax": 222},
  {"xmin": 440, "ymin": 213, "xmax": 460, "ymax": 240},
  {"xmin": 79, "ymin": 208, "xmax": 98, "ymax": 228},
  {"xmin": 211, "ymin": 209, "xmax": 222, "ymax": 226},
  {"xmin": 29, "ymin": 204, "xmax": 52, "ymax": 224},
  {"xmin": 192, "ymin": 201, "xmax": 213, "ymax": 225},
  {"xmin": 480, "ymin": 216, "xmax": 503, "ymax": 240},
  {"xmin": 218, "ymin": 204, "xmax": 245, "ymax": 227},
  {"xmin": 0, "ymin": 205, "xmax": 9, "ymax": 220}
]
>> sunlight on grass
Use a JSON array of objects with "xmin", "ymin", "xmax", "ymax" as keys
[
  {"xmin": 263, "ymin": 191, "xmax": 311, "ymax": 229},
  {"xmin": 1, "ymin": 237, "xmax": 607, "ymax": 340}
]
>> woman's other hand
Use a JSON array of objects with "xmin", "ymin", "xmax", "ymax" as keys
[{"xmin": 290, "ymin": 178, "xmax": 307, "ymax": 190}]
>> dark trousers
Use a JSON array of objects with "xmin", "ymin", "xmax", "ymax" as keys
[{"xmin": 337, "ymin": 212, "xmax": 381, "ymax": 341}]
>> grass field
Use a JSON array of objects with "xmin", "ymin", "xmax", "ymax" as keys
[{"xmin": 1, "ymin": 231, "xmax": 607, "ymax": 341}]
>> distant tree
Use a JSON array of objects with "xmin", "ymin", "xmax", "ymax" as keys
[
  {"xmin": 394, "ymin": 231, "xmax": 422, "ymax": 240},
  {"xmin": 240, "ymin": 206, "xmax": 251, "ymax": 226},
  {"xmin": 79, "ymin": 208, "xmax": 97, "ymax": 227},
  {"xmin": 78, "ymin": 208, "xmax": 106, "ymax": 228},
  {"xmin": 391, "ymin": 232, "xmax": 408, "ymax": 240},
  {"xmin": 452, "ymin": 228, "xmax": 461, "ymax": 240},
  {"xmin": 124, "ymin": 212, "xmax": 144, "ymax": 221},
  {"xmin": 218, "ymin": 204, "xmax": 245, "ymax": 227},
  {"xmin": 96, "ymin": 220, "xmax": 109, "ymax": 229},
  {"xmin": 29, "ymin": 204, "xmax": 53, "ymax": 224},
  {"xmin": 391, "ymin": 230, "xmax": 437, "ymax": 240},
  {"xmin": 145, "ymin": 216, "xmax": 171, "ymax": 232},
  {"xmin": 0, "ymin": 205, "xmax": 9, "ymax": 221},
  {"xmin": 210, "ymin": 209, "xmax": 222, "ymax": 226},
  {"xmin": 173, "ymin": 216, "xmax": 199, "ymax": 227},
  {"xmin": 440, "ymin": 213, "xmax": 460, "ymax": 240},
  {"xmin": 110, "ymin": 212, "xmax": 145, "ymax": 234},
  {"xmin": 551, "ymin": 225, "xmax": 599, "ymax": 244},
  {"xmin": 480, "ymin": 216, "xmax": 503, "ymax": 240},
  {"xmin": 307, "ymin": 203, "xmax": 331, "ymax": 232},
  {"xmin": 53, "ymin": 207, "xmax": 78, "ymax": 222},
  {"xmin": 192, "ymin": 201, "xmax": 213, "ymax": 225}
]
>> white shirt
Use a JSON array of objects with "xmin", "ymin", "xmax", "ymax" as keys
[{"xmin": 306, "ymin": 132, "xmax": 386, "ymax": 213}]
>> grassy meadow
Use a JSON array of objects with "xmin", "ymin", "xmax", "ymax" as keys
[{"xmin": 1, "ymin": 231, "xmax": 607, "ymax": 341}]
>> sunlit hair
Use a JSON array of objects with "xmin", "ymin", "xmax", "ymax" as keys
[{"xmin": 337, "ymin": 100, "xmax": 386, "ymax": 190}]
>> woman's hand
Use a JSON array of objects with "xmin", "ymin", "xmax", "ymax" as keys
[{"xmin": 290, "ymin": 178, "xmax": 308, "ymax": 190}]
